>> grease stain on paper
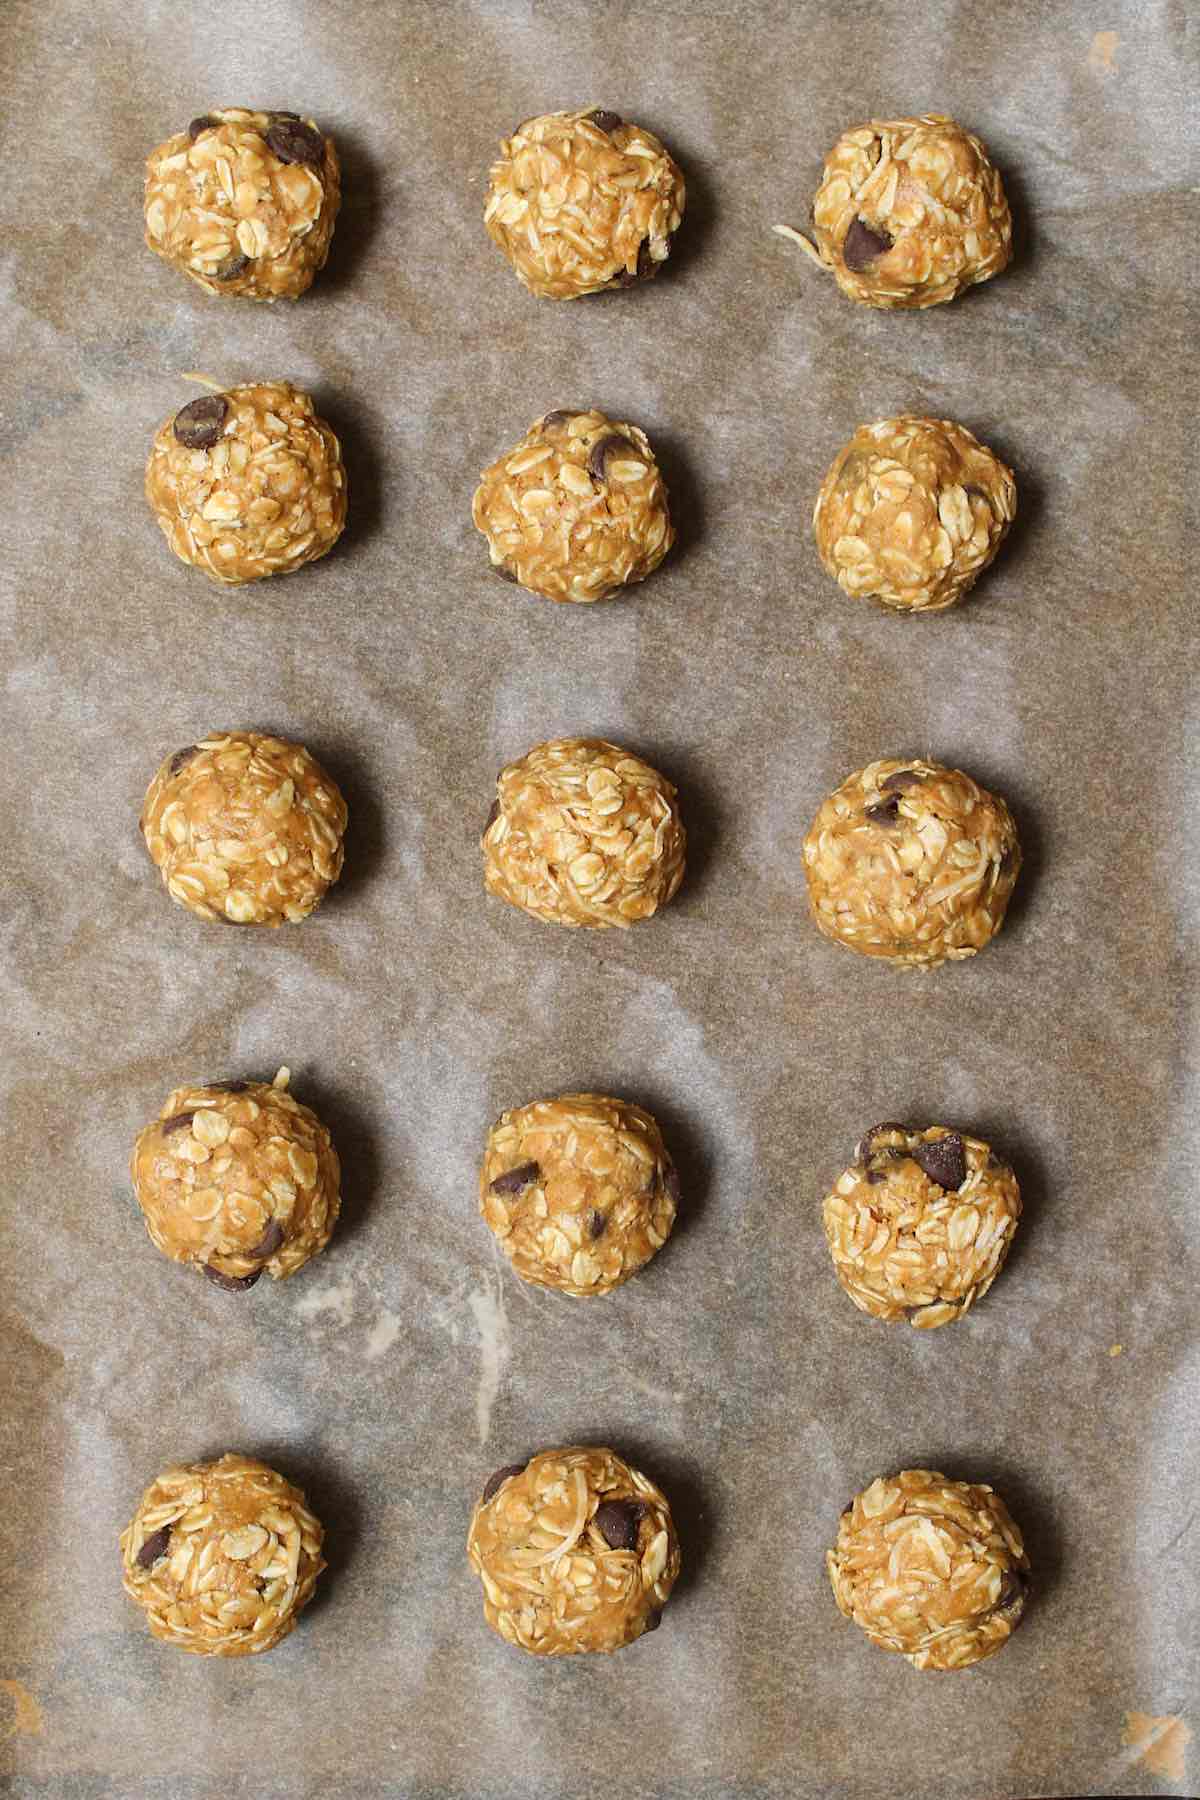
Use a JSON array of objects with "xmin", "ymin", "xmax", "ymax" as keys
[
  {"xmin": 1123, "ymin": 1712, "xmax": 1191, "ymax": 1782},
  {"xmin": 0, "ymin": 1681, "xmax": 44, "ymax": 1742},
  {"xmin": 1088, "ymin": 30, "xmax": 1120, "ymax": 73},
  {"xmin": 293, "ymin": 1278, "xmax": 355, "ymax": 1328},
  {"xmin": 467, "ymin": 1274, "xmax": 509, "ymax": 1447}
]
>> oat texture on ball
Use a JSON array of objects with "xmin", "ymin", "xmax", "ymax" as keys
[
  {"xmin": 813, "ymin": 417, "xmax": 1016, "ymax": 613},
  {"xmin": 145, "ymin": 381, "xmax": 347, "ymax": 584},
  {"xmin": 802, "ymin": 758, "xmax": 1020, "ymax": 967},
  {"xmin": 774, "ymin": 113, "xmax": 1011, "ymax": 309},
  {"xmin": 482, "ymin": 737, "xmax": 685, "ymax": 929},
  {"xmin": 481, "ymin": 1094, "xmax": 679, "ymax": 1295},
  {"xmin": 466, "ymin": 1446, "xmax": 680, "ymax": 1654},
  {"xmin": 130, "ymin": 1067, "xmax": 340, "ymax": 1289},
  {"xmin": 140, "ymin": 731, "xmax": 347, "ymax": 926},
  {"xmin": 484, "ymin": 107, "xmax": 685, "ymax": 298},
  {"xmin": 144, "ymin": 108, "xmax": 340, "ymax": 300},
  {"xmin": 828, "ymin": 1469, "xmax": 1030, "ymax": 1670},
  {"xmin": 473, "ymin": 409, "xmax": 674, "ymax": 603},
  {"xmin": 120, "ymin": 1453, "xmax": 325, "ymax": 1656},
  {"xmin": 823, "ymin": 1123, "xmax": 1021, "ymax": 1327}
]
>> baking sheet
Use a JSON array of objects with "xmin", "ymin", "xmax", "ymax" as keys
[{"xmin": 1, "ymin": 0, "xmax": 1197, "ymax": 1794}]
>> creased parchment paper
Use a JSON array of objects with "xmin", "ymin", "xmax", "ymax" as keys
[{"xmin": 1, "ymin": 0, "xmax": 1197, "ymax": 1795}]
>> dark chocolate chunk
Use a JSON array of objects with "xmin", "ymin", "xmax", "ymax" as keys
[
  {"xmin": 913, "ymin": 1132, "xmax": 967, "ymax": 1191},
  {"xmin": 541, "ymin": 410, "xmax": 579, "ymax": 430},
  {"xmin": 136, "ymin": 1524, "xmax": 172, "ymax": 1568},
  {"xmin": 856, "ymin": 1122, "xmax": 910, "ymax": 1163},
  {"xmin": 209, "ymin": 1080, "xmax": 250, "ymax": 1094},
  {"xmin": 168, "ymin": 745, "xmax": 199, "ymax": 777},
  {"xmin": 489, "ymin": 1160, "xmax": 540, "ymax": 1196},
  {"xmin": 594, "ymin": 1498, "xmax": 645, "ymax": 1551},
  {"xmin": 249, "ymin": 1218, "xmax": 285, "ymax": 1260},
  {"xmin": 664, "ymin": 1164, "xmax": 682, "ymax": 1207},
  {"xmin": 586, "ymin": 110, "xmax": 624, "ymax": 134},
  {"xmin": 842, "ymin": 217, "xmax": 893, "ymax": 271},
  {"xmin": 214, "ymin": 251, "xmax": 251, "ymax": 282},
  {"xmin": 492, "ymin": 562, "xmax": 519, "ymax": 583},
  {"xmin": 482, "ymin": 1462, "xmax": 526, "ymax": 1503},
  {"xmin": 172, "ymin": 394, "xmax": 228, "ymax": 451},
  {"xmin": 587, "ymin": 433, "xmax": 634, "ymax": 482},
  {"xmin": 881, "ymin": 769, "xmax": 923, "ymax": 794},
  {"xmin": 187, "ymin": 116, "xmax": 217, "ymax": 141},
  {"xmin": 484, "ymin": 799, "xmax": 501, "ymax": 834},
  {"xmin": 264, "ymin": 117, "xmax": 325, "ymax": 170},
  {"xmin": 204, "ymin": 1263, "xmax": 262, "ymax": 1292},
  {"xmin": 161, "ymin": 1111, "xmax": 195, "ymax": 1136},
  {"xmin": 643, "ymin": 1608, "xmax": 663, "ymax": 1633},
  {"xmin": 994, "ymin": 1568, "xmax": 1029, "ymax": 1619},
  {"xmin": 865, "ymin": 797, "xmax": 901, "ymax": 827},
  {"xmin": 585, "ymin": 1207, "xmax": 607, "ymax": 1239},
  {"xmin": 636, "ymin": 236, "xmax": 657, "ymax": 280}
]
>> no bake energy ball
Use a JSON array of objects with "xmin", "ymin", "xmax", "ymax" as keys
[
  {"xmin": 823, "ymin": 1123, "xmax": 1021, "ymax": 1327},
  {"xmin": 484, "ymin": 107, "xmax": 685, "ymax": 298},
  {"xmin": 828, "ymin": 1470, "xmax": 1030, "ymax": 1670},
  {"xmin": 130, "ymin": 1068, "xmax": 340, "ymax": 1289},
  {"xmin": 803, "ymin": 758, "xmax": 1020, "ymax": 967},
  {"xmin": 814, "ymin": 417, "xmax": 1016, "ymax": 613},
  {"xmin": 145, "ymin": 381, "xmax": 347, "ymax": 584},
  {"xmin": 140, "ymin": 731, "xmax": 347, "ymax": 927},
  {"xmin": 482, "ymin": 737, "xmax": 685, "ymax": 929},
  {"xmin": 481, "ymin": 1094, "xmax": 679, "ymax": 1295},
  {"xmin": 473, "ymin": 409, "xmax": 673, "ymax": 603},
  {"xmin": 120, "ymin": 1453, "xmax": 325, "ymax": 1656},
  {"xmin": 144, "ymin": 108, "xmax": 340, "ymax": 300},
  {"xmin": 776, "ymin": 113, "xmax": 1011, "ymax": 309},
  {"xmin": 467, "ymin": 1447, "xmax": 680, "ymax": 1654}
]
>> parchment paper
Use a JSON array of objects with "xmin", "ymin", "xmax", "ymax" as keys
[{"xmin": 2, "ymin": 1, "xmax": 1197, "ymax": 1795}]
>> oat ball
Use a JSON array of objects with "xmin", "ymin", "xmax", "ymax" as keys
[
  {"xmin": 814, "ymin": 417, "xmax": 1016, "ymax": 613},
  {"xmin": 467, "ymin": 1447, "xmax": 680, "ymax": 1655},
  {"xmin": 482, "ymin": 737, "xmax": 685, "ymax": 929},
  {"xmin": 481, "ymin": 1094, "xmax": 679, "ymax": 1295},
  {"xmin": 146, "ymin": 381, "xmax": 347, "ymax": 585},
  {"xmin": 144, "ymin": 108, "xmax": 339, "ymax": 300},
  {"xmin": 140, "ymin": 731, "xmax": 348, "ymax": 927},
  {"xmin": 484, "ymin": 108, "xmax": 685, "ymax": 299},
  {"xmin": 776, "ymin": 114, "xmax": 1011, "ymax": 309},
  {"xmin": 130, "ymin": 1067, "xmax": 340, "ymax": 1289},
  {"xmin": 120, "ymin": 1453, "xmax": 325, "ymax": 1656},
  {"xmin": 473, "ymin": 409, "xmax": 674, "ymax": 603},
  {"xmin": 803, "ymin": 758, "xmax": 1020, "ymax": 967},
  {"xmin": 828, "ymin": 1470, "xmax": 1030, "ymax": 1670},
  {"xmin": 823, "ymin": 1123, "xmax": 1021, "ymax": 1328}
]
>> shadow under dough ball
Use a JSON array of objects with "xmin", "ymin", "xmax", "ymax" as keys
[
  {"xmin": 145, "ymin": 382, "xmax": 347, "ymax": 584},
  {"xmin": 144, "ymin": 107, "xmax": 340, "ymax": 300},
  {"xmin": 120, "ymin": 1454, "xmax": 325, "ymax": 1656},
  {"xmin": 484, "ymin": 107, "xmax": 685, "ymax": 298},
  {"xmin": 129, "ymin": 1067, "xmax": 341, "ymax": 1289},
  {"xmin": 467, "ymin": 1447, "xmax": 680, "ymax": 1654},
  {"xmin": 802, "ymin": 757, "xmax": 1020, "ymax": 967}
]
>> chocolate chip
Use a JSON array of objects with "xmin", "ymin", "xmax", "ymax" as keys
[
  {"xmin": 842, "ymin": 217, "xmax": 893, "ymax": 271},
  {"xmin": 161, "ymin": 1111, "xmax": 195, "ymax": 1136},
  {"xmin": 482, "ymin": 1462, "xmax": 526, "ymax": 1503},
  {"xmin": 587, "ymin": 433, "xmax": 634, "ymax": 482},
  {"xmin": 136, "ymin": 1524, "xmax": 172, "ymax": 1568},
  {"xmin": 994, "ymin": 1568, "xmax": 1029, "ymax": 1618},
  {"xmin": 881, "ymin": 769, "xmax": 923, "ymax": 794},
  {"xmin": 664, "ymin": 1164, "xmax": 682, "ymax": 1207},
  {"xmin": 214, "ymin": 252, "xmax": 250, "ymax": 282},
  {"xmin": 541, "ymin": 410, "xmax": 579, "ymax": 430},
  {"xmin": 204, "ymin": 1264, "xmax": 262, "ymax": 1292},
  {"xmin": 168, "ymin": 745, "xmax": 198, "ymax": 777},
  {"xmin": 492, "ymin": 562, "xmax": 519, "ymax": 583},
  {"xmin": 643, "ymin": 1608, "xmax": 663, "ymax": 1633},
  {"xmin": 586, "ymin": 1208, "xmax": 606, "ymax": 1239},
  {"xmin": 264, "ymin": 117, "xmax": 325, "ymax": 170},
  {"xmin": 586, "ymin": 110, "xmax": 624, "ymax": 134},
  {"xmin": 594, "ymin": 1499, "xmax": 645, "ymax": 1551},
  {"xmin": 636, "ymin": 237, "xmax": 657, "ymax": 280},
  {"xmin": 209, "ymin": 1080, "xmax": 250, "ymax": 1094},
  {"xmin": 249, "ymin": 1219, "xmax": 285, "ymax": 1260},
  {"xmin": 913, "ymin": 1133, "xmax": 967, "ymax": 1191},
  {"xmin": 187, "ymin": 116, "xmax": 216, "ymax": 141},
  {"xmin": 484, "ymin": 799, "xmax": 500, "ymax": 834},
  {"xmin": 172, "ymin": 394, "xmax": 227, "ymax": 451},
  {"xmin": 856, "ymin": 1122, "xmax": 910, "ymax": 1163},
  {"xmin": 489, "ymin": 1161, "xmax": 540, "ymax": 1196},
  {"xmin": 865, "ymin": 797, "xmax": 901, "ymax": 827}
]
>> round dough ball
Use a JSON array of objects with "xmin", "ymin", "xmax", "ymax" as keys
[
  {"xmin": 828, "ymin": 1469, "xmax": 1030, "ymax": 1670},
  {"xmin": 140, "ymin": 731, "xmax": 348, "ymax": 927},
  {"xmin": 120, "ymin": 1453, "xmax": 325, "ymax": 1656},
  {"xmin": 484, "ymin": 108, "xmax": 685, "ymax": 299},
  {"xmin": 144, "ymin": 108, "xmax": 339, "ymax": 300},
  {"xmin": 130, "ymin": 1067, "xmax": 340, "ymax": 1288},
  {"xmin": 481, "ymin": 1094, "xmax": 679, "ymax": 1295},
  {"xmin": 823, "ymin": 1123, "xmax": 1021, "ymax": 1327},
  {"xmin": 467, "ymin": 1446, "xmax": 680, "ymax": 1654},
  {"xmin": 473, "ymin": 409, "xmax": 674, "ymax": 603},
  {"xmin": 813, "ymin": 417, "xmax": 1016, "ymax": 613},
  {"xmin": 482, "ymin": 737, "xmax": 685, "ymax": 929},
  {"xmin": 803, "ymin": 758, "xmax": 1020, "ymax": 967},
  {"xmin": 145, "ymin": 381, "xmax": 347, "ymax": 584}
]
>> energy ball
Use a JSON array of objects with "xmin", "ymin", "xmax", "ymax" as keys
[
  {"xmin": 144, "ymin": 108, "xmax": 339, "ymax": 300},
  {"xmin": 823, "ymin": 1123, "xmax": 1021, "ymax": 1328},
  {"xmin": 803, "ymin": 757, "xmax": 1020, "ymax": 967},
  {"xmin": 484, "ymin": 107, "xmax": 685, "ymax": 298},
  {"xmin": 473, "ymin": 409, "xmax": 674, "ymax": 603},
  {"xmin": 775, "ymin": 114, "xmax": 1011, "ymax": 309},
  {"xmin": 481, "ymin": 1094, "xmax": 679, "ymax": 1295},
  {"xmin": 140, "ymin": 731, "xmax": 348, "ymax": 927},
  {"xmin": 120, "ymin": 1453, "xmax": 325, "ymax": 1656},
  {"xmin": 814, "ymin": 417, "xmax": 1016, "ymax": 613},
  {"xmin": 482, "ymin": 737, "xmax": 685, "ymax": 929},
  {"xmin": 145, "ymin": 381, "xmax": 347, "ymax": 584},
  {"xmin": 828, "ymin": 1470, "xmax": 1030, "ymax": 1670},
  {"xmin": 130, "ymin": 1067, "xmax": 340, "ymax": 1289},
  {"xmin": 467, "ymin": 1447, "xmax": 680, "ymax": 1654}
]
